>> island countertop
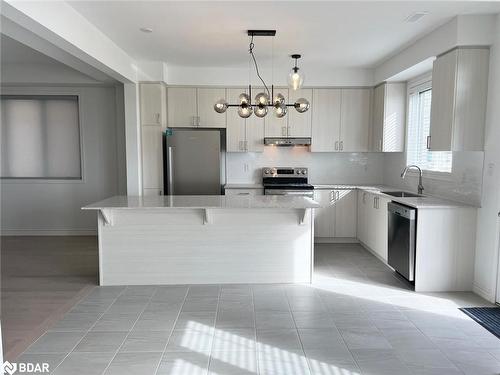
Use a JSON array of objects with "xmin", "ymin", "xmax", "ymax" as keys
[{"xmin": 82, "ymin": 195, "xmax": 320, "ymax": 210}]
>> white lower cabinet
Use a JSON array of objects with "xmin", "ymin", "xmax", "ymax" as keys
[
  {"xmin": 224, "ymin": 188, "xmax": 264, "ymax": 196},
  {"xmin": 314, "ymin": 189, "xmax": 357, "ymax": 239},
  {"xmin": 357, "ymin": 190, "xmax": 389, "ymax": 261}
]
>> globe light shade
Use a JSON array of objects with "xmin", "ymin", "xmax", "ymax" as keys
[
  {"xmin": 288, "ymin": 68, "xmax": 305, "ymax": 91},
  {"xmin": 275, "ymin": 104, "xmax": 288, "ymax": 118},
  {"xmin": 214, "ymin": 99, "xmax": 228, "ymax": 113},
  {"xmin": 294, "ymin": 98, "xmax": 310, "ymax": 113},
  {"xmin": 255, "ymin": 92, "xmax": 270, "ymax": 106},
  {"xmin": 255, "ymin": 105, "xmax": 268, "ymax": 118},
  {"xmin": 238, "ymin": 104, "xmax": 253, "ymax": 118},
  {"xmin": 273, "ymin": 93, "xmax": 285, "ymax": 107},
  {"xmin": 238, "ymin": 93, "xmax": 250, "ymax": 104}
]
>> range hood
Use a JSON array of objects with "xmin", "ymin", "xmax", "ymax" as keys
[{"xmin": 264, "ymin": 137, "xmax": 312, "ymax": 146}]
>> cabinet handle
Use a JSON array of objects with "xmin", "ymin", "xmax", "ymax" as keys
[
  {"xmin": 373, "ymin": 197, "xmax": 378, "ymax": 209},
  {"xmin": 239, "ymin": 141, "xmax": 243, "ymax": 151},
  {"xmin": 379, "ymin": 139, "xmax": 382, "ymax": 152},
  {"xmin": 244, "ymin": 140, "xmax": 248, "ymax": 151},
  {"xmin": 426, "ymin": 135, "xmax": 431, "ymax": 150},
  {"xmin": 339, "ymin": 141, "xmax": 343, "ymax": 151},
  {"xmin": 155, "ymin": 113, "xmax": 160, "ymax": 124},
  {"xmin": 336, "ymin": 191, "xmax": 340, "ymax": 200},
  {"xmin": 335, "ymin": 141, "xmax": 339, "ymax": 151}
]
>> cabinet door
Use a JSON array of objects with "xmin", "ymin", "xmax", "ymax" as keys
[
  {"xmin": 429, "ymin": 49, "xmax": 458, "ymax": 151},
  {"xmin": 140, "ymin": 83, "xmax": 166, "ymax": 126},
  {"xmin": 383, "ymin": 83, "xmax": 406, "ymax": 152},
  {"xmin": 141, "ymin": 125, "xmax": 163, "ymax": 189},
  {"xmin": 373, "ymin": 196, "xmax": 390, "ymax": 261},
  {"xmin": 334, "ymin": 190, "xmax": 357, "ymax": 238},
  {"xmin": 314, "ymin": 190, "xmax": 335, "ymax": 238},
  {"xmin": 167, "ymin": 87, "xmax": 197, "ymax": 127},
  {"xmin": 311, "ymin": 89, "xmax": 341, "ymax": 152},
  {"xmin": 246, "ymin": 115, "xmax": 265, "ymax": 152},
  {"xmin": 365, "ymin": 193, "xmax": 378, "ymax": 250},
  {"xmin": 340, "ymin": 89, "xmax": 371, "ymax": 152},
  {"xmin": 265, "ymin": 88, "xmax": 289, "ymax": 137},
  {"xmin": 226, "ymin": 88, "xmax": 247, "ymax": 152},
  {"xmin": 288, "ymin": 88, "xmax": 312, "ymax": 137},
  {"xmin": 197, "ymin": 88, "xmax": 227, "ymax": 128},
  {"xmin": 357, "ymin": 190, "xmax": 367, "ymax": 243},
  {"xmin": 371, "ymin": 84, "xmax": 385, "ymax": 152}
]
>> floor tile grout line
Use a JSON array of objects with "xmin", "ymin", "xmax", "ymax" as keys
[
  {"xmin": 205, "ymin": 285, "xmax": 222, "ymax": 374},
  {"xmin": 284, "ymin": 286, "xmax": 313, "ymax": 375},
  {"xmin": 98, "ymin": 286, "xmax": 159, "ymax": 375},
  {"xmin": 50, "ymin": 286, "xmax": 129, "ymax": 373},
  {"xmin": 153, "ymin": 285, "xmax": 190, "ymax": 375}
]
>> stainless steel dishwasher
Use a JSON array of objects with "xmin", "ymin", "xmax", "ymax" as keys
[{"xmin": 387, "ymin": 202, "xmax": 417, "ymax": 282}]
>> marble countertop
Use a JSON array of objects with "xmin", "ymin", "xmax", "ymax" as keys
[
  {"xmin": 83, "ymin": 195, "xmax": 320, "ymax": 210},
  {"xmin": 314, "ymin": 184, "xmax": 475, "ymax": 209}
]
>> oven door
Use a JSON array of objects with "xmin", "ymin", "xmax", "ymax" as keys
[{"xmin": 264, "ymin": 189, "xmax": 314, "ymax": 198}]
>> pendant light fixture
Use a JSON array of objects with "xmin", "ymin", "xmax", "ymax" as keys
[
  {"xmin": 214, "ymin": 30, "xmax": 309, "ymax": 118},
  {"xmin": 288, "ymin": 54, "xmax": 305, "ymax": 90}
]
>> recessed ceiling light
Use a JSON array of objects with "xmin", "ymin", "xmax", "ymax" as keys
[
  {"xmin": 405, "ymin": 11, "xmax": 429, "ymax": 23},
  {"xmin": 140, "ymin": 27, "xmax": 153, "ymax": 33}
]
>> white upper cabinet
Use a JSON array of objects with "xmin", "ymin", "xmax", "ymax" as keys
[
  {"xmin": 226, "ymin": 88, "xmax": 264, "ymax": 153},
  {"xmin": 370, "ymin": 82, "xmax": 406, "ymax": 152},
  {"xmin": 288, "ymin": 88, "xmax": 312, "ymax": 137},
  {"xmin": 311, "ymin": 88, "xmax": 370, "ymax": 152},
  {"xmin": 340, "ymin": 89, "xmax": 371, "ymax": 152},
  {"xmin": 167, "ymin": 87, "xmax": 197, "ymax": 127},
  {"xmin": 167, "ymin": 87, "xmax": 226, "ymax": 128},
  {"xmin": 311, "ymin": 89, "xmax": 341, "ymax": 152},
  {"xmin": 140, "ymin": 83, "xmax": 167, "ymax": 126},
  {"xmin": 197, "ymin": 88, "xmax": 227, "ymax": 128},
  {"xmin": 265, "ymin": 88, "xmax": 288, "ymax": 137},
  {"xmin": 429, "ymin": 47, "xmax": 489, "ymax": 151}
]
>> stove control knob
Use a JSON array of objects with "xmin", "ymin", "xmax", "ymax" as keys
[{"xmin": 264, "ymin": 169, "xmax": 271, "ymax": 174}]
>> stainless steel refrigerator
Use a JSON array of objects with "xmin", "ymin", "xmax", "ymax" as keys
[{"xmin": 163, "ymin": 129, "xmax": 224, "ymax": 195}]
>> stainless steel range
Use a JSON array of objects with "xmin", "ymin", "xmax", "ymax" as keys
[{"xmin": 262, "ymin": 167, "xmax": 314, "ymax": 198}]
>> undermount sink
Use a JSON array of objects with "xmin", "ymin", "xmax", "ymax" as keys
[{"xmin": 382, "ymin": 191, "xmax": 422, "ymax": 198}]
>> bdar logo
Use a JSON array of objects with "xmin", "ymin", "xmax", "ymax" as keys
[{"xmin": 2, "ymin": 361, "xmax": 17, "ymax": 375}]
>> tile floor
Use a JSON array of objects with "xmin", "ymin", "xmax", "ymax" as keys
[{"xmin": 14, "ymin": 243, "xmax": 500, "ymax": 375}]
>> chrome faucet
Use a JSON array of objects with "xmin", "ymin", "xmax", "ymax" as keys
[{"xmin": 401, "ymin": 165, "xmax": 424, "ymax": 195}]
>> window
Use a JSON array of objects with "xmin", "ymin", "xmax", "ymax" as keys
[
  {"xmin": 406, "ymin": 81, "xmax": 452, "ymax": 173},
  {"xmin": 1, "ymin": 95, "xmax": 82, "ymax": 179}
]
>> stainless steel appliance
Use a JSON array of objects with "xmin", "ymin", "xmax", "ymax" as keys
[
  {"xmin": 262, "ymin": 167, "xmax": 314, "ymax": 198},
  {"xmin": 163, "ymin": 129, "xmax": 224, "ymax": 195},
  {"xmin": 388, "ymin": 202, "xmax": 417, "ymax": 282}
]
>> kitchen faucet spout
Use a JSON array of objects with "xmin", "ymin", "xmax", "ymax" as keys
[{"xmin": 401, "ymin": 165, "xmax": 424, "ymax": 195}]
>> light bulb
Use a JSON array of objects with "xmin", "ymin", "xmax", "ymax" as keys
[
  {"xmin": 288, "ymin": 68, "xmax": 305, "ymax": 91},
  {"xmin": 214, "ymin": 99, "xmax": 228, "ymax": 113},
  {"xmin": 273, "ymin": 93, "xmax": 285, "ymax": 107},
  {"xmin": 238, "ymin": 104, "xmax": 252, "ymax": 118},
  {"xmin": 255, "ymin": 92, "xmax": 270, "ymax": 106},
  {"xmin": 294, "ymin": 98, "xmax": 310, "ymax": 113},
  {"xmin": 239, "ymin": 93, "xmax": 250, "ymax": 104},
  {"xmin": 275, "ymin": 104, "xmax": 287, "ymax": 118},
  {"xmin": 255, "ymin": 105, "xmax": 268, "ymax": 118}
]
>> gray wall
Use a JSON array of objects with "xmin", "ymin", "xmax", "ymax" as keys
[{"xmin": 1, "ymin": 85, "xmax": 126, "ymax": 234}]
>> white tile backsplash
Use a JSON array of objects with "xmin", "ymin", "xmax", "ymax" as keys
[{"xmin": 226, "ymin": 147, "xmax": 385, "ymax": 185}]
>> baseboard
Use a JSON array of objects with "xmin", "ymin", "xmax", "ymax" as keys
[
  {"xmin": 1, "ymin": 229, "xmax": 97, "ymax": 236},
  {"xmin": 473, "ymin": 282, "xmax": 495, "ymax": 303},
  {"xmin": 315, "ymin": 237, "xmax": 359, "ymax": 244}
]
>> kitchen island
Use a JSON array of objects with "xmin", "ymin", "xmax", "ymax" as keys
[{"xmin": 83, "ymin": 195, "xmax": 319, "ymax": 286}]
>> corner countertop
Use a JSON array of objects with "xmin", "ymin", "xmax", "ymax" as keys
[
  {"xmin": 82, "ymin": 195, "xmax": 319, "ymax": 210},
  {"xmin": 313, "ymin": 184, "xmax": 476, "ymax": 209}
]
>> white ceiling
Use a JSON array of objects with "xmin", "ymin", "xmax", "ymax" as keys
[{"xmin": 68, "ymin": 1, "xmax": 500, "ymax": 70}]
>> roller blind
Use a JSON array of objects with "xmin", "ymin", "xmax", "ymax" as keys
[
  {"xmin": 406, "ymin": 88, "xmax": 452, "ymax": 173},
  {"xmin": 1, "ymin": 95, "xmax": 82, "ymax": 179}
]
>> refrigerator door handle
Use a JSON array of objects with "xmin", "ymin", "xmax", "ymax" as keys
[{"xmin": 167, "ymin": 146, "xmax": 174, "ymax": 195}]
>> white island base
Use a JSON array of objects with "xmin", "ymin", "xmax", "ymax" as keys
[{"xmin": 83, "ymin": 196, "xmax": 318, "ymax": 286}]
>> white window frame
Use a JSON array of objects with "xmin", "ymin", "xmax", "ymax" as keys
[
  {"xmin": 0, "ymin": 87, "xmax": 85, "ymax": 184},
  {"xmin": 405, "ymin": 73, "xmax": 453, "ymax": 181}
]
